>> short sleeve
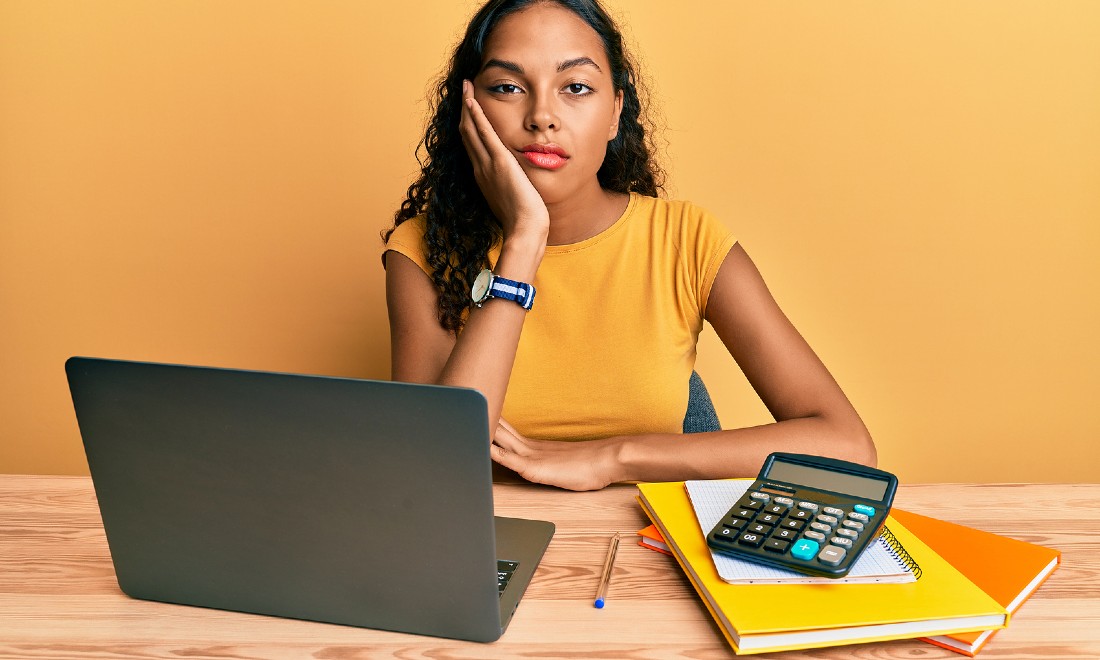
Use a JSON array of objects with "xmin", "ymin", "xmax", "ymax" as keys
[
  {"xmin": 689, "ymin": 205, "xmax": 738, "ymax": 316},
  {"xmin": 383, "ymin": 215, "xmax": 432, "ymax": 277}
]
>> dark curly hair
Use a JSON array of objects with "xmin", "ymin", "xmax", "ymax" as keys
[{"xmin": 384, "ymin": 0, "xmax": 665, "ymax": 333}]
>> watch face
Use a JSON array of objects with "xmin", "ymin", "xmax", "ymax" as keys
[{"xmin": 471, "ymin": 269, "xmax": 493, "ymax": 303}]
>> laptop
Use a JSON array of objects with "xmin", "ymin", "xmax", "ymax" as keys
[{"xmin": 64, "ymin": 356, "xmax": 555, "ymax": 643}]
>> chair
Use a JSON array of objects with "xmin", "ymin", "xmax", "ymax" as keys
[{"xmin": 683, "ymin": 370, "xmax": 721, "ymax": 433}]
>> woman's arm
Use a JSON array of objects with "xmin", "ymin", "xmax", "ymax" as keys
[
  {"xmin": 490, "ymin": 243, "xmax": 877, "ymax": 490},
  {"xmin": 386, "ymin": 80, "xmax": 547, "ymax": 432}
]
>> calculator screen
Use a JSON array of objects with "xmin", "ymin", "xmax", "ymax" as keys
[{"xmin": 765, "ymin": 459, "xmax": 888, "ymax": 501}]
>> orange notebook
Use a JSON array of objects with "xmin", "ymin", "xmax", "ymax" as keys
[
  {"xmin": 637, "ymin": 524, "xmax": 672, "ymax": 555},
  {"xmin": 889, "ymin": 508, "xmax": 1061, "ymax": 656}
]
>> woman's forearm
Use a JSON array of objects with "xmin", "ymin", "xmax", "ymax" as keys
[{"xmin": 610, "ymin": 415, "xmax": 876, "ymax": 484}]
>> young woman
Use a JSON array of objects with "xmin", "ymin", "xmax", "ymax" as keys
[{"xmin": 383, "ymin": 0, "xmax": 876, "ymax": 491}]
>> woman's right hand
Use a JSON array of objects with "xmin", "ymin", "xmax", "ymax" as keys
[{"xmin": 459, "ymin": 79, "xmax": 549, "ymax": 244}]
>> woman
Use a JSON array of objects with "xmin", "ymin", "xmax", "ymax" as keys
[{"xmin": 383, "ymin": 0, "xmax": 876, "ymax": 490}]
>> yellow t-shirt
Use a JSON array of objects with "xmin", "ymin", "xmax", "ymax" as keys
[{"xmin": 385, "ymin": 192, "xmax": 737, "ymax": 441}]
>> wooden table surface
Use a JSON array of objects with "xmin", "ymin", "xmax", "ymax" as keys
[{"xmin": 1, "ymin": 475, "xmax": 1098, "ymax": 659}]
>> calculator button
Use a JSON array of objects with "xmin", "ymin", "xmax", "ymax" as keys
[
  {"xmin": 772, "ymin": 528, "xmax": 798, "ymax": 540},
  {"xmin": 790, "ymin": 539, "xmax": 819, "ymax": 561},
  {"xmin": 789, "ymin": 509, "xmax": 813, "ymax": 521},
  {"xmin": 764, "ymin": 504, "xmax": 787, "ymax": 515},
  {"xmin": 823, "ymin": 506, "xmax": 845, "ymax": 517},
  {"xmin": 815, "ymin": 515, "xmax": 838, "ymax": 526},
  {"xmin": 774, "ymin": 497, "xmax": 795, "ymax": 507},
  {"xmin": 803, "ymin": 530, "xmax": 826, "ymax": 542},
  {"xmin": 836, "ymin": 528, "xmax": 859, "ymax": 539},
  {"xmin": 797, "ymin": 502, "xmax": 819, "ymax": 512},
  {"xmin": 817, "ymin": 545, "xmax": 847, "ymax": 566},
  {"xmin": 738, "ymin": 531, "xmax": 765, "ymax": 547},
  {"xmin": 842, "ymin": 520, "xmax": 865, "ymax": 532},
  {"xmin": 764, "ymin": 538, "xmax": 790, "ymax": 553},
  {"xmin": 723, "ymin": 518, "xmax": 748, "ymax": 531},
  {"xmin": 848, "ymin": 512, "xmax": 870, "ymax": 523},
  {"xmin": 748, "ymin": 523, "xmax": 771, "ymax": 535},
  {"xmin": 809, "ymin": 522, "xmax": 832, "ymax": 534},
  {"xmin": 853, "ymin": 504, "xmax": 876, "ymax": 516},
  {"xmin": 757, "ymin": 513, "xmax": 781, "ymax": 526},
  {"xmin": 830, "ymin": 537, "xmax": 853, "ymax": 548},
  {"xmin": 732, "ymin": 508, "xmax": 756, "ymax": 520},
  {"xmin": 750, "ymin": 491, "xmax": 771, "ymax": 502},
  {"xmin": 738, "ymin": 499, "xmax": 764, "ymax": 511},
  {"xmin": 713, "ymin": 528, "xmax": 738, "ymax": 542},
  {"xmin": 781, "ymin": 518, "xmax": 806, "ymax": 531}
]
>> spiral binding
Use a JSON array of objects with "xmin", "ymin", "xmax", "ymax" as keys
[{"xmin": 880, "ymin": 525, "xmax": 923, "ymax": 580}]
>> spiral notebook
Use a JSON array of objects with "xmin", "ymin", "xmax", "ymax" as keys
[{"xmin": 685, "ymin": 479, "xmax": 920, "ymax": 584}]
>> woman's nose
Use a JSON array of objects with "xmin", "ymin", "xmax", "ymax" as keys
[{"xmin": 525, "ymin": 92, "xmax": 559, "ymax": 131}]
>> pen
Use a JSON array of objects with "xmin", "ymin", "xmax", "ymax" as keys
[{"xmin": 593, "ymin": 531, "xmax": 621, "ymax": 609}]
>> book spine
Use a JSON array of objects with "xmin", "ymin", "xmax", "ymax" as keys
[{"xmin": 880, "ymin": 524, "xmax": 923, "ymax": 579}]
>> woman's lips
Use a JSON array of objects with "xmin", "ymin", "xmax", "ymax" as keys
[
  {"xmin": 521, "ymin": 151, "xmax": 568, "ymax": 169},
  {"xmin": 519, "ymin": 144, "xmax": 569, "ymax": 170}
]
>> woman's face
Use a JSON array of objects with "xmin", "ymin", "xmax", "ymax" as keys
[{"xmin": 472, "ymin": 3, "xmax": 623, "ymax": 205}]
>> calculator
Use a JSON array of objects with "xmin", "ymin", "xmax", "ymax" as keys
[{"xmin": 705, "ymin": 453, "xmax": 898, "ymax": 578}]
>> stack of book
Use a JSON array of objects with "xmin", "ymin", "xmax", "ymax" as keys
[{"xmin": 637, "ymin": 479, "xmax": 1060, "ymax": 656}]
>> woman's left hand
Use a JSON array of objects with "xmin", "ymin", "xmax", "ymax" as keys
[{"xmin": 492, "ymin": 419, "xmax": 619, "ymax": 491}]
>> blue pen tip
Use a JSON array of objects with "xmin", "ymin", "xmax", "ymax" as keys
[{"xmin": 594, "ymin": 598, "xmax": 605, "ymax": 609}]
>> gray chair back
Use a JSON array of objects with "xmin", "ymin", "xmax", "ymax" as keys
[{"xmin": 683, "ymin": 371, "xmax": 721, "ymax": 433}]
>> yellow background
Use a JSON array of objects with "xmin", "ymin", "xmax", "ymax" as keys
[{"xmin": 2, "ymin": 1, "xmax": 1097, "ymax": 482}]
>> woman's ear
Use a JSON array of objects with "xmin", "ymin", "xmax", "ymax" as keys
[{"xmin": 608, "ymin": 89, "xmax": 624, "ymax": 141}]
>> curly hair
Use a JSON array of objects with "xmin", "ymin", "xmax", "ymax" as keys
[{"xmin": 383, "ymin": 0, "xmax": 665, "ymax": 333}]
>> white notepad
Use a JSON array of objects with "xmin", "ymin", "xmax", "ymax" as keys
[{"xmin": 685, "ymin": 479, "xmax": 918, "ymax": 584}]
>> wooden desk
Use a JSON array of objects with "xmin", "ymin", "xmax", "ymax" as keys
[{"xmin": 2, "ymin": 475, "xmax": 1097, "ymax": 659}]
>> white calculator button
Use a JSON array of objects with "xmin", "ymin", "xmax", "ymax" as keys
[
  {"xmin": 830, "ymin": 536, "xmax": 853, "ymax": 548},
  {"xmin": 809, "ymin": 522, "xmax": 832, "ymax": 534},
  {"xmin": 749, "ymin": 491, "xmax": 771, "ymax": 501},
  {"xmin": 803, "ymin": 530, "xmax": 826, "ymax": 542},
  {"xmin": 798, "ymin": 502, "xmax": 819, "ymax": 511},
  {"xmin": 842, "ymin": 520, "xmax": 865, "ymax": 532},
  {"xmin": 848, "ymin": 512, "xmax": 870, "ymax": 523},
  {"xmin": 836, "ymin": 528, "xmax": 859, "ymax": 539},
  {"xmin": 815, "ymin": 515, "xmax": 838, "ymax": 526},
  {"xmin": 774, "ymin": 497, "xmax": 795, "ymax": 507},
  {"xmin": 823, "ymin": 506, "xmax": 845, "ymax": 517}
]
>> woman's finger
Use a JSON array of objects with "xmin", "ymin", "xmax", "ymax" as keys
[
  {"xmin": 458, "ymin": 80, "xmax": 491, "ymax": 166},
  {"xmin": 463, "ymin": 84, "xmax": 513, "ymax": 163}
]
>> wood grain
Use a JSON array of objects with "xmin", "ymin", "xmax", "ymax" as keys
[{"xmin": 1, "ymin": 475, "xmax": 1097, "ymax": 659}]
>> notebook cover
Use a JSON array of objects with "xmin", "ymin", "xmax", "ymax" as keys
[
  {"xmin": 889, "ymin": 508, "xmax": 1061, "ymax": 656},
  {"xmin": 637, "ymin": 480, "xmax": 1008, "ymax": 655}
]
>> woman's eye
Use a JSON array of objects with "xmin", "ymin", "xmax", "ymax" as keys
[
  {"xmin": 565, "ymin": 83, "xmax": 593, "ymax": 95},
  {"xmin": 489, "ymin": 83, "xmax": 522, "ymax": 94}
]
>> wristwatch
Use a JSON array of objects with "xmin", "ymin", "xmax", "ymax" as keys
[{"xmin": 470, "ymin": 269, "xmax": 536, "ymax": 311}]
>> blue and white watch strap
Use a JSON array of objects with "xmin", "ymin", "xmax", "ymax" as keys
[
  {"xmin": 489, "ymin": 275, "xmax": 536, "ymax": 310},
  {"xmin": 472, "ymin": 269, "xmax": 536, "ymax": 311}
]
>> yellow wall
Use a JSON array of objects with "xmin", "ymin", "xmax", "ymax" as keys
[{"xmin": 2, "ymin": 1, "xmax": 1097, "ymax": 482}]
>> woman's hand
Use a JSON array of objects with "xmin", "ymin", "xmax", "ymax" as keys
[
  {"xmin": 459, "ymin": 80, "xmax": 549, "ymax": 243},
  {"xmin": 491, "ymin": 418, "xmax": 620, "ymax": 491}
]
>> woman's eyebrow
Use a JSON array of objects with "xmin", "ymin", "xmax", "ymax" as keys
[
  {"xmin": 558, "ymin": 56, "xmax": 602, "ymax": 73},
  {"xmin": 480, "ymin": 56, "xmax": 603, "ymax": 75}
]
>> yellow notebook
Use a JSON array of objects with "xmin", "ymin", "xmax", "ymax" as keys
[{"xmin": 638, "ymin": 480, "xmax": 1008, "ymax": 655}]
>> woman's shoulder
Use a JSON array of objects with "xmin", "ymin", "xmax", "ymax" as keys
[
  {"xmin": 629, "ymin": 193, "xmax": 731, "ymax": 234},
  {"xmin": 383, "ymin": 214, "xmax": 431, "ymax": 274},
  {"xmin": 386, "ymin": 214, "xmax": 429, "ymax": 246}
]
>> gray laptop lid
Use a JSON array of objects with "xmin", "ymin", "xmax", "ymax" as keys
[{"xmin": 65, "ymin": 357, "xmax": 553, "ymax": 642}]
